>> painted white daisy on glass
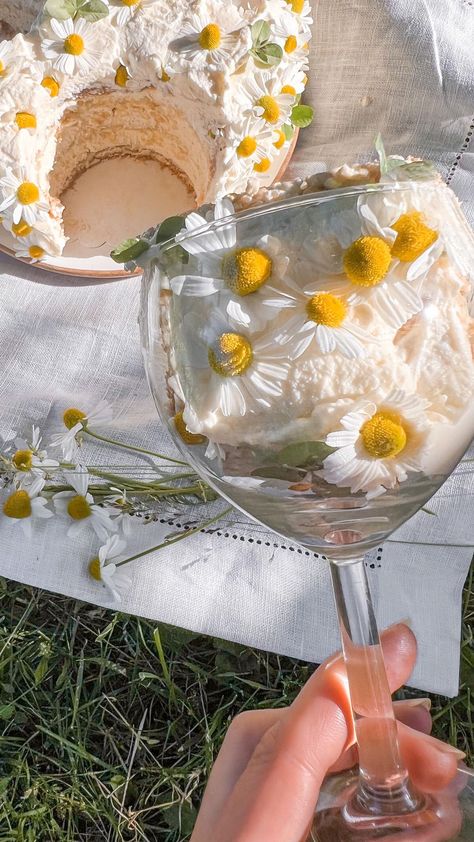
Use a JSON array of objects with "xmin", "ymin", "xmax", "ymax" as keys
[
  {"xmin": 53, "ymin": 465, "xmax": 117, "ymax": 541},
  {"xmin": 237, "ymin": 72, "xmax": 295, "ymax": 129},
  {"xmin": 180, "ymin": 311, "xmax": 289, "ymax": 424},
  {"xmin": 41, "ymin": 18, "xmax": 100, "ymax": 76},
  {"xmin": 172, "ymin": 8, "xmax": 250, "ymax": 71},
  {"xmin": 2, "ymin": 476, "xmax": 53, "ymax": 537},
  {"xmin": 260, "ymin": 277, "xmax": 371, "ymax": 359},
  {"xmin": 0, "ymin": 168, "xmax": 49, "ymax": 225},
  {"xmin": 106, "ymin": 0, "xmax": 155, "ymax": 27},
  {"xmin": 88, "ymin": 535, "xmax": 131, "ymax": 603},
  {"xmin": 320, "ymin": 390, "xmax": 430, "ymax": 498}
]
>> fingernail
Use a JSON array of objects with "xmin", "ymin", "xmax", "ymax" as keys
[
  {"xmin": 440, "ymin": 745, "xmax": 466, "ymax": 760},
  {"xmin": 400, "ymin": 697, "xmax": 431, "ymax": 711}
]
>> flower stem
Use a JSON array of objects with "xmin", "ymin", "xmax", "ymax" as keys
[
  {"xmin": 84, "ymin": 428, "xmax": 188, "ymax": 466},
  {"xmin": 115, "ymin": 507, "xmax": 232, "ymax": 567}
]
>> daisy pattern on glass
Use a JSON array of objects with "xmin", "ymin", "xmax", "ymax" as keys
[
  {"xmin": 183, "ymin": 311, "xmax": 289, "ymax": 422},
  {"xmin": 0, "ymin": 168, "xmax": 49, "ymax": 226},
  {"xmin": 50, "ymin": 400, "xmax": 114, "ymax": 461},
  {"xmin": 88, "ymin": 535, "xmax": 131, "ymax": 603},
  {"xmin": 2, "ymin": 476, "xmax": 53, "ymax": 538},
  {"xmin": 172, "ymin": 8, "xmax": 250, "ymax": 71},
  {"xmin": 260, "ymin": 277, "xmax": 371, "ymax": 359},
  {"xmin": 12, "ymin": 426, "xmax": 59, "ymax": 488},
  {"xmin": 237, "ymin": 72, "xmax": 295, "ymax": 130},
  {"xmin": 41, "ymin": 18, "xmax": 100, "ymax": 76},
  {"xmin": 106, "ymin": 0, "xmax": 155, "ymax": 27},
  {"xmin": 320, "ymin": 390, "xmax": 431, "ymax": 498},
  {"xmin": 53, "ymin": 465, "xmax": 117, "ymax": 541}
]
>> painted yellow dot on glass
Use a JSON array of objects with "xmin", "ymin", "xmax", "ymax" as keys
[
  {"xmin": 284, "ymin": 35, "xmax": 297, "ymax": 53},
  {"xmin": 15, "ymin": 112, "xmax": 36, "ymax": 129},
  {"xmin": 198, "ymin": 23, "xmax": 221, "ymax": 50},
  {"xmin": 361, "ymin": 411, "xmax": 407, "ymax": 459},
  {"xmin": 391, "ymin": 211, "xmax": 438, "ymax": 262},
  {"xmin": 3, "ymin": 489, "xmax": 31, "ymax": 519},
  {"xmin": 12, "ymin": 219, "xmax": 33, "ymax": 237},
  {"xmin": 41, "ymin": 76, "xmax": 60, "ymax": 97},
  {"xmin": 88, "ymin": 557, "xmax": 102, "ymax": 581},
  {"xmin": 343, "ymin": 236, "xmax": 392, "ymax": 287},
  {"xmin": 306, "ymin": 293, "xmax": 347, "ymax": 327},
  {"xmin": 64, "ymin": 34, "xmax": 84, "ymax": 56},
  {"xmin": 115, "ymin": 64, "xmax": 129, "ymax": 87},
  {"xmin": 63, "ymin": 407, "xmax": 86, "ymax": 430},
  {"xmin": 222, "ymin": 246, "xmax": 273, "ymax": 295},
  {"xmin": 236, "ymin": 136, "xmax": 257, "ymax": 158},
  {"xmin": 273, "ymin": 130, "xmax": 286, "ymax": 149},
  {"xmin": 12, "ymin": 449, "xmax": 33, "ymax": 471},
  {"xmin": 174, "ymin": 411, "xmax": 206, "ymax": 445},
  {"xmin": 208, "ymin": 333, "xmax": 253, "ymax": 378},
  {"xmin": 17, "ymin": 182, "xmax": 39, "ymax": 206},
  {"xmin": 286, "ymin": 0, "xmax": 305, "ymax": 11},
  {"xmin": 67, "ymin": 494, "xmax": 92, "ymax": 521},
  {"xmin": 253, "ymin": 157, "xmax": 271, "ymax": 173},
  {"xmin": 257, "ymin": 95, "xmax": 280, "ymax": 123},
  {"xmin": 281, "ymin": 84, "xmax": 296, "ymax": 97}
]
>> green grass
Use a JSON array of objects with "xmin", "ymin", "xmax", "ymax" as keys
[{"xmin": 0, "ymin": 568, "xmax": 472, "ymax": 842}]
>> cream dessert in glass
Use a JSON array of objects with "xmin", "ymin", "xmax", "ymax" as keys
[{"xmin": 139, "ymin": 156, "xmax": 474, "ymax": 840}]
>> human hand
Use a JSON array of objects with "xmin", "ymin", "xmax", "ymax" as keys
[{"xmin": 191, "ymin": 623, "xmax": 465, "ymax": 842}]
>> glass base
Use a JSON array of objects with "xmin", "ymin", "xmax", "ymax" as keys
[{"xmin": 310, "ymin": 768, "xmax": 474, "ymax": 841}]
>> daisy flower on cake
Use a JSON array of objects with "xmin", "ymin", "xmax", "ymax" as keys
[
  {"xmin": 173, "ymin": 199, "xmax": 289, "ymax": 329},
  {"xmin": 237, "ymin": 72, "xmax": 295, "ymax": 130},
  {"xmin": 53, "ymin": 465, "xmax": 117, "ymax": 541},
  {"xmin": 41, "ymin": 17, "xmax": 102, "ymax": 75},
  {"xmin": 2, "ymin": 476, "xmax": 53, "ymax": 538},
  {"xmin": 224, "ymin": 117, "xmax": 280, "ymax": 180},
  {"xmin": 266, "ymin": 5, "xmax": 311, "ymax": 66},
  {"xmin": 15, "ymin": 233, "xmax": 55, "ymax": 263},
  {"xmin": 172, "ymin": 4, "xmax": 251, "ymax": 71},
  {"xmin": 0, "ymin": 167, "xmax": 49, "ymax": 226},
  {"xmin": 177, "ymin": 310, "xmax": 289, "ymax": 426},
  {"xmin": 320, "ymin": 390, "xmax": 431, "ymax": 498},
  {"xmin": 106, "ymin": 0, "xmax": 155, "ymax": 27}
]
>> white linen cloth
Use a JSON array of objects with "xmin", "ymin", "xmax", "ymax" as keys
[{"xmin": 0, "ymin": 0, "xmax": 473, "ymax": 696}]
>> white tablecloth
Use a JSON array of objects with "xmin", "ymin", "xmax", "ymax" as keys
[{"xmin": 0, "ymin": 0, "xmax": 473, "ymax": 696}]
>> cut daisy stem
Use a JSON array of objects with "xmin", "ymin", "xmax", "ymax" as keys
[
  {"xmin": 115, "ymin": 507, "xmax": 233, "ymax": 568},
  {"xmin": 83, "ymin": 428, "xmax": 188, "ymax": 466}
]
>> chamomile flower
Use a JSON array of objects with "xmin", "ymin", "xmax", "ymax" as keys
[
  {"xmin": 50, "ymin": 400, "xmax": 114, "ymax": 461},
  {"xmin": 3, "ymin": 215, "xmax": 33, "ymax": 239},
  {"xmin": 105, "ymin": 487, "xmax": 134, "ymax": 536},
  {"xmin": 225, "ymin": 119, "xmax": 279, "ymax": 177},
  {"xmin": 0, "ymin": 168, "xmax": 49, "ymax": 226},
  {"xmin": 15, "ymin": 234, "xmax": 52, "ymax": 263},
  {"xmin": 2, "ymin": 476, "xmax": 53, "ymax": 538},
  {"xmin": 11, "ymin": 426, "xmax": 59, "ymax": 488},
  {"xmin": 87, "ymin": 535, "xmax": 131, "ymax": 603},
  {"xmin": 320, "ymin": 390, "xmax": 430, "ymax": 497},
  {"xmin": 53, "ymin": 465, "xmax": 117, "ymax": 541},
  {"xmin": 268, "ymin": 7, "xmax": 311, "ymax": 64},
  {"xmin": 41, "ymin": 18, "xmax": 100, "ymax": 76},
  {"xmin": 106, "ymin": 0, "xmax": 155, "ymax": 27},
  {"xmin": 260, "ymin": 278, "xmax": 370, "ymax": 359},
  {"xmin": 0, "ymin": 41, "xmax": 13, "ymax": 78},
  {"xmin": 284, "ymin": 0, "xmax": 313, "ymax": 22},
  {"xmin": 173, "ymin": 8, "xmax": 251, "ymax": 71},
  {"xmin": 180, "ymin": 311, "xmax": 289, "ymax": 424},
  {"xmin": 237, "ymin": 72, "xmax": 295, "ymax": 129}
]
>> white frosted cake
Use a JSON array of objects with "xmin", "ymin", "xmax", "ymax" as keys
[{"xmin": 0, "ymin": 0, "xmax": 312, "ymax": 263}]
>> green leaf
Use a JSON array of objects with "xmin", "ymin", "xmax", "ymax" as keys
[
  {"xmin": 34, "ymin": 656, "xmax": 50, "ymax": 686},
  {"xmin": 164, "ymin": 801, "xmax": 197, "ymax": 836},
  {"xmin": 290, "ymin": 104, "xmax": 314, "ymax": 128},
  {"xmin": 393, "ymin": 160, "xmax": 438, "ymax": 181},
  {"xmin": 110, "ymin": 237, "xmax": 150, "ymax": 264},
  {"xmin": 270, "ymin": 440, "xmax": 335, "ymax": 469},
  {"xmin": 45, "ymin": 0, "xmax": 77, "ymax": 19},
  {"xmin": 251, "ymin": 464, "xmax": 302, "ymax": 482},
  {"xmin": 251, "ymin": 19, "xmax": 271, "ymax": 48},
  {"xmin": 75, "ymin": 0, "xmax": 109, "ymax": 21},
  {"xmin": 153, "ymin": 215, "xmax": 185, "ymax": 244},
  {"xmin": 251, "ymin": 43, "xmax": 283, "ymax": 67},
  {"xmin": 374, "ymin": 133, "xmax": 388, "ymax": 174},
  {"xmin": 282, "ymin": 123, "xmax": 295, "ymax": 142},
  {"xmin": 0, "ymin": 703, "xmax": 15, "ymax": 720}
]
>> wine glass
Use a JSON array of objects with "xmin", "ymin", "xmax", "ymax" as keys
[{"xmin": 139, "ymin": 174, "xmax": 474, "ymax": 840}]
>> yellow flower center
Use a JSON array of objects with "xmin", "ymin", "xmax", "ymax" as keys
[
  {"xmin": 88, "ymin": 557, "xmax": 102, "ymax": 581},
  {"xmin": 17, "ymin": 182, "xmax": 39, "ymax": 206},
  {"xmin": 198, "ymin": 23, "xmax": 221, "ymax": 50},
  {"xmin": 41, "ymin": 76, "xmax": 60, "ymax": 97},
  {"xmin": 391, "ymin": 211, "xmax": 438, "ymax": 262},
  {"xmin": 3, "ymin": 490, "xmax": 31, "ymax": 519},
  {"xmin": 63, "ymin": 407, "xmax": 86, "ymax": 430},
  {"xmin": 237, "ymin": 136, "xmax": 257, "ymax": 158},
  {"xmin": 28, "ymin": 246, "xmax": 45, "ymax": 260},
  {"xmin": 0, "ymin": 61, "xmax": 5, "ymax": 76},
  {"xmin": 12, "ymin": 449, "xmax": 33, "ymax": 471},
  {"xmin": 273, "ymin": 130, "xmax": 286, "ymax": 149},
  {"xmin": 343, "ymin": 236, "xmax": 392, "ymax": 287},
  {"xmin": 284, "ymin": 35, "xmax": 297, "ymax": 53},
  {"xmin": 257, "ymin": 95, "xmax": 280, "ymax": 123},
  {"xmin": 208, "ymin": 332, "xmax": 253, "ymax": 378},
  {"xmin": 15, "ymin": 112, "xmax": 36, "ymax": 129},
  {"xmin": 306, "ymin": 293, "xmax": 347, "ymax": 327},
  {"xmin": 286, "ymin": 0, "xmax": 304, "ymax": 11},
  {"xmin": 67, "ymin": 494, "xmax": 91, "ymax": 521},
  {"xmin": 361, "ymin": 411, "xmax": 407, "ymax": 459},
  {"xmin": 122, "ymin": 0, "xmax": 140, "ymax": 5},
  {"xmin": 253, "ymin": 157, "xmax": 271, "ymax": 173},
  {"xmin": 281, "ymin": 84, "xmax": 296, "ymax": 96},
  {"xmin": 115, "ymin": 64, "xmax": 129, "ymax": 87},
  {"xmin": 64, "ymin": 34, "xmax": 85, "ymax": 56},
  {"xmin": 174, "ymin": 411, "xmax": 206, "ymax": 445},
  {"xmin": 160, "ymin": 69, "xmax": 170, "ymax": 82},
  {"xmin": 222, "ymin": 246, "xmax": 273, "ymax": 295},
  {"xmin": 12, "ymin": 219, "xmax": 33, "ymax": 237}
]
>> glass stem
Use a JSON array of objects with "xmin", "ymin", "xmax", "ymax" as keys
[{"xmin": 330, "ymin": 557, "xmax": 423, "ymax": 816}]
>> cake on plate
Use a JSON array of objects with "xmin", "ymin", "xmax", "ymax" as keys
[{"xmin": 0, "ymin": 0, "xmax": 312, "ymax": 264}]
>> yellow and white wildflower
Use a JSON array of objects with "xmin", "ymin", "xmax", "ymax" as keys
[{"xmin": 53, "ymin": 465, "xmax": 117, "ymax": 541}]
